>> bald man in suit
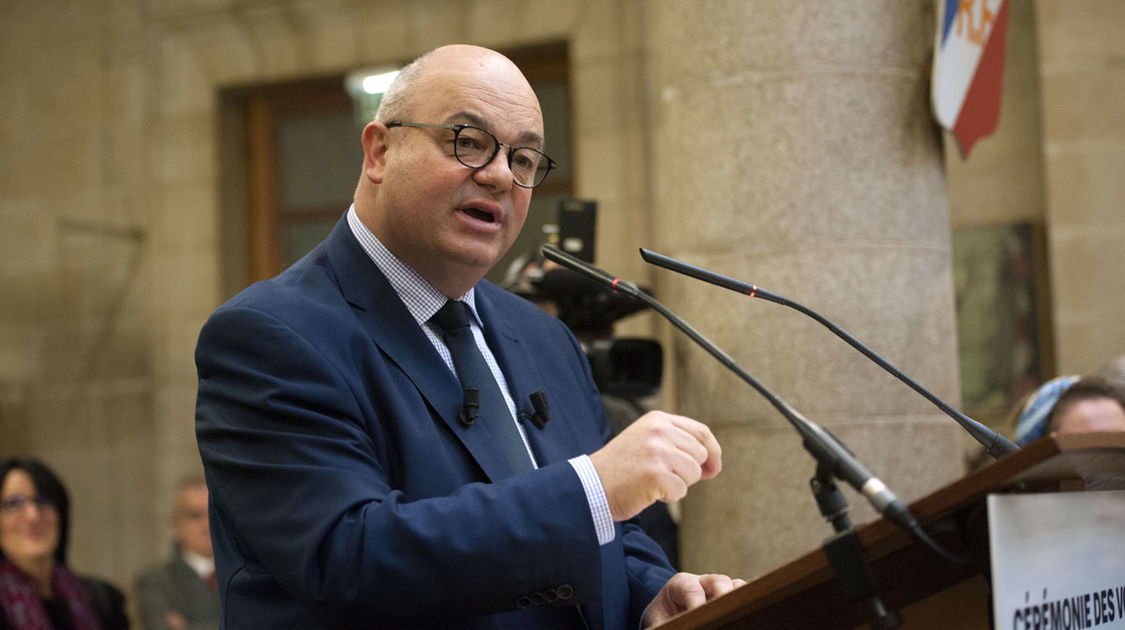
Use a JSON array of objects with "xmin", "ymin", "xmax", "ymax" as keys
[{"xmin": 195, "ymin": 44, "xmax": 742, "ymax": 629}]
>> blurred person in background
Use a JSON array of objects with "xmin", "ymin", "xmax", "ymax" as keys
[
  {"xmin": 0, "ymin": 457, "xmax": 128, "ymax": 630},
  {"xmin": 134, "ymin": 477, "xmax": 218, "ymax": 630},
  {"xmin": 1045, "ymin": 376, "xmax": 1125, "ymax": 437},
  {"xmin": 1013, "ymin": 373, "xmax": 1125, "ymax": 447},
  {"xmin": 1011, "ymin": 374, "xmax": 1081, "ymax": 447}
]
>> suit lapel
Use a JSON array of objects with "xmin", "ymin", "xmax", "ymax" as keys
[
  {"xmin": 475, "ymin": 286, "xmax": 582, "ymax": 466},
  {"xmin": 323, "ymin": 218, "xmax": 514, "ymax": 482}
]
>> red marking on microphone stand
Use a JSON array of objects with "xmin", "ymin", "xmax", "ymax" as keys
[
  {"xmin": 749, "ymin": 285, "xmax": 758, "ymax": 298},
  {"xmin": 611, "ymin": 278, "xmax": 622, "ymax": 292}
]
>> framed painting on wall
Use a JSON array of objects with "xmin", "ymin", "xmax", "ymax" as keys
[{"xmin": 952, "ymin": 221, "xmax": 1053, "ymax": 427}]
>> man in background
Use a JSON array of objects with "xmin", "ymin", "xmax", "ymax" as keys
[{"xmin": 134, "ymin": 476, "xmax": 219, "ymax": 630}]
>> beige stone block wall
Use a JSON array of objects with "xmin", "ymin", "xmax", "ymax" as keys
[
  {"xmin": 1035, "ymin": 0, "xmax": 1125, "ymax": 374},
  {"xmin": 0, "ymin": 0, "xmax": 160, "ymax": 589}
]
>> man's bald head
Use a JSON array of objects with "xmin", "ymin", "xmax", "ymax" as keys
[{"xmin": 375, "ymin": 45, "xmax": 539, "ymax": 126}]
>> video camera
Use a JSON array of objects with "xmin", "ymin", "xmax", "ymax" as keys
[{"xmin": 504, "ymin": 200, "xmax": 663, "ymax": 400}]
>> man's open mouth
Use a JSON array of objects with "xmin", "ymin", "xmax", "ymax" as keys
[{"xmin": 461, "ymin": 206, "xmax": 497, "ymax": 223}]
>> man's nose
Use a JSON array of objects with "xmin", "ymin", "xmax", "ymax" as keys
[{"xmin": 472, "ymin": 146, "xmax": 515, "ymax": 191}]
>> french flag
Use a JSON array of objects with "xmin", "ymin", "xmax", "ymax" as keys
[{"xmin": 932, "ymin": 0, "xmax": 1010, "ymax": 158}]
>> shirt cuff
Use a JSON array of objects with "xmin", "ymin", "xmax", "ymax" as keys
[{"xmin": 568, "ymin": 455, "xmax": 615, "ymax": 545}]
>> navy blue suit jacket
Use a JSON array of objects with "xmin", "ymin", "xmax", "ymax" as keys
[{"xmin": 195, "ymin": 217, "xmax": 674, "ymax": 629}]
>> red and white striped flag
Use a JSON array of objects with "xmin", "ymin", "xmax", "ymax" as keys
[{"xmin": 932, "ymin": 0, "xmax": 1010, "ymax": 158}]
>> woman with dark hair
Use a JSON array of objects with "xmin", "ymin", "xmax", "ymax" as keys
[{"xmin": 0, "ymin": 457, "xmax": 128, "ymax": 630}]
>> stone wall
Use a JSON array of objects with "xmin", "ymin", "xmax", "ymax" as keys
[{"xmin": 2, "ymin": 0, "xmax": 1123, "ymax": 612}]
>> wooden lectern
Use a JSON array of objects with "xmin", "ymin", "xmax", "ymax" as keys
[{"xmin": 657, "ymin": 432, "xmax": 1125, "ymax": 630}]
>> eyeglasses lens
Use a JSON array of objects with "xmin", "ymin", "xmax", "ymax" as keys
[
  {"xmin": 453, "ymin": 127, "xmax": 550, "ymax": 188},
  {"xmin": 0, "ymin": 494, "xmax": 54, "ymax": 514}
]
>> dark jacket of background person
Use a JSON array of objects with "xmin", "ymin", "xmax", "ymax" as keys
[
  {"xmin": 133, "ymin": 477, "xmax": 218, "ymax": 630},
  {"xmin": 134, "ymin": 545, "xmax": 219, "ymax": 630}
]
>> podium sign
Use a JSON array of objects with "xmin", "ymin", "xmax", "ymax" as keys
[{"xmin": 988, "ymin": 490, "xmax": 1125, "ymax": 630}]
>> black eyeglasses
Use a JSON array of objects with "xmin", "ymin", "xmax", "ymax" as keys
[
  {"xmin": 0, "ymin": 493, "xmax": 54, "ymax": 515},
  {"xmin": 386, "ymin": 122, "xmax": 556, "ymax": 189}
]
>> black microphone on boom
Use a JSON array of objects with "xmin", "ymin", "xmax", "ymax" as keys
[
  {"xmin": 528, "ymin": 390, "xmax": 551, "ymax": 429},
  {"xmin": 637, "ymin": 248, "xmax": 1019, "ymax": 459},
  {"xmin": 540, "ymin": 245, "xmax": 936, "ymax": 541}
]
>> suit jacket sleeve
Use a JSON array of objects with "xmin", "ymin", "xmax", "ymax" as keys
[{"xmin": 545, "ymin": 309, "xmax": 677, "ymax": 624}]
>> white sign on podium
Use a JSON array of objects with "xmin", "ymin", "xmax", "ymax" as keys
[{"xmin": 989, "ymin": 490, "xmax": 1125, "ymax": 629}]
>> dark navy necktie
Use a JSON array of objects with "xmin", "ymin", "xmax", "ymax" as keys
[{"xmin": 432, "ymin": 299, "xmax": 534, "ymax": 475}]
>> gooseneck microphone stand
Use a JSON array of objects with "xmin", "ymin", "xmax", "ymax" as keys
[
  {"xmin": 542, "ymin": 245, "xmax": 968, "ymax": 629},
  {"xmin": 812, "ymin": 463, "xmax": 903, "ymax": 630},
  {"xmin": 638, "ymin": 248, "xmax": 1019, "ymax": 459}
]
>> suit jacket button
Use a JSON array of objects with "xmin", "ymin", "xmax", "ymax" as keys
[
  {"xmin": 543, "ymin": 588, "xmax": 558, "ymax": 603},
  {"xmin": 530, "ymin": 591, "xmax": 547, "ymax": 606},
  {"xmin": 516, "ymin": 595, "xmax": 533, "ymax": 609},
  {"xmin": 557, "ymin": 584, "xmax": 573, "ymax": 600}
]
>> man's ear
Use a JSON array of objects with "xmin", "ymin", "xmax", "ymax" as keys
[{"xmin": 361, "ymin": 121, "xmax": 389, "ymax": 184}]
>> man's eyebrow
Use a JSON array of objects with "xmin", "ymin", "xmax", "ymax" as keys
[{"xmin": 444, "ymin": 111, "xmax": 544, "ymax": 148}]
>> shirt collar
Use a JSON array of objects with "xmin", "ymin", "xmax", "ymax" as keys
[
  {"xmin": 346, "ymin": 205, "xmax": 483, "ymax": 327},
  {"xmin": 180, "ymin": 549, "xmax": 215, "ymax": 579}
]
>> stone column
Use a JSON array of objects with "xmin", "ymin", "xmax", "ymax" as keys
[{"xmin": 644, "ymin": 3, "xmax": 967, "ymax": 577}]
